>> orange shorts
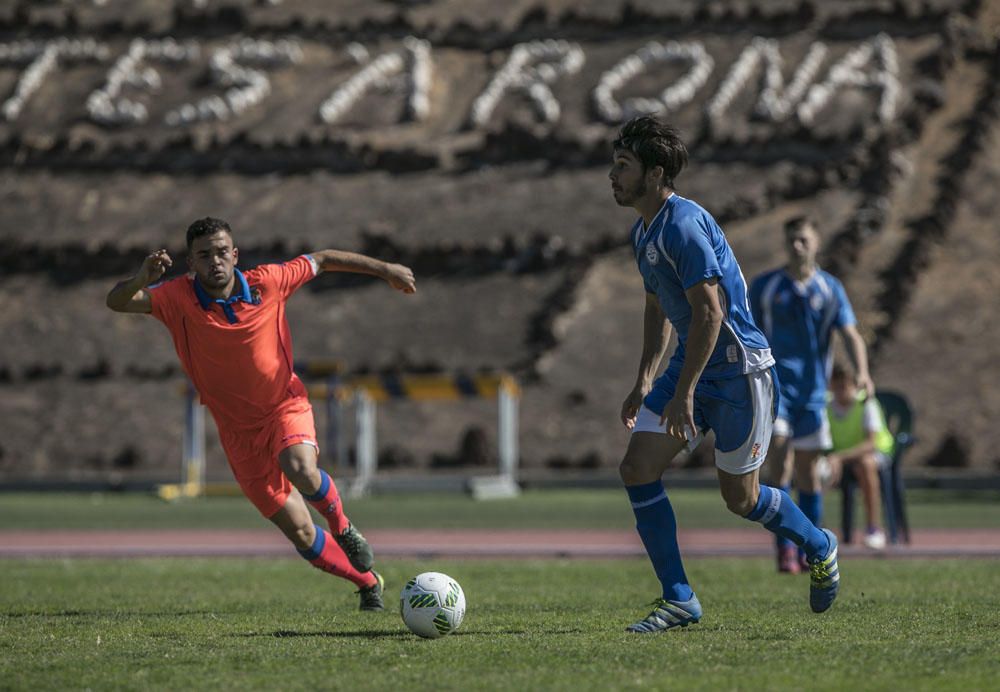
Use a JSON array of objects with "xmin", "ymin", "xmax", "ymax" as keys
[{"xmin": 216, "ymin": 397, "xmax": 318, "ymax": 518}]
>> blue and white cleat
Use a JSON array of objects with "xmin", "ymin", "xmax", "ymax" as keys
[
  {"xmin": 626, "ymin": 594, "xmax": 702, "ymax": 633},
  {"xmin": 809, "ymin": 528, "xmax": 841, "ymax": 613}
]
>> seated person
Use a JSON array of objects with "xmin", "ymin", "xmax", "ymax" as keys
[{"xmin": 826, "ymin": 364, "xmax": 895, "ymax": 550}]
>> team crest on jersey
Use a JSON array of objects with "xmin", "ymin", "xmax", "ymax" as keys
[
  {"xmin": 249, "ymin": 286, "xmax": 263, "ymax": 304},
  {"xmin": 645, "ymin": 241, "xmax": 659, "ymax": 265},
  {"xmin": 751, "ymin": 442, "xmax": 762, "ymax": 460},
  {"xmin": 810, "ymin": 293, "xmax": 824, "ymax": 311}
]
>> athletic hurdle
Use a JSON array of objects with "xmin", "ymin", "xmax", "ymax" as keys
[{"xmin": 159, "ymin": 371, "xmax": 521, "ymax": 500}]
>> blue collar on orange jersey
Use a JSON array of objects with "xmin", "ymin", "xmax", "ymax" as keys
[{"xmin": 193, "ymin": 268, "xmax": 254, "ymax": 324}]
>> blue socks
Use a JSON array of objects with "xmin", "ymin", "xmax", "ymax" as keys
[
  {"xmin": 775, "ymin": 484, "xmax": 795, "ymax": 551},
  {"xmin": 626, "ymin": 481, "xmax": 693, "ymax": 602},
  {"xmin": 746, "ymin": 485, "xmax": 830, "ymax": 561},
  {"xmin": 296, "ymin": 523, "xmax": 325, "ymax": 562},
  {"xmin": 798, "ymin": 490, "xmax": 823, "ymax": 528}
]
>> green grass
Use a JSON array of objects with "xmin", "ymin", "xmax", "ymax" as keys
[
  {"xmin": 2, "ymin": 557, "xmax": 998, "ymax": 690},
  {"xmin": 2, "ymin": 488, "xmax": 1000, "ymax": 531}
]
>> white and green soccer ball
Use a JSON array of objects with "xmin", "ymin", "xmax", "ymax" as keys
[{"xmin": 399, "ymin": 572, "xmax": 466, "ymax": 639}]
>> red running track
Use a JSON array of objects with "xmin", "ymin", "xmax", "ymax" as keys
[{"xmin": 2, "ymin": 528, "xmax": 999, "ymax": 559}]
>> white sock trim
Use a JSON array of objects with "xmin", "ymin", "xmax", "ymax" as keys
[
  {"xmin": 631, "ymin": 490, "xmax": 668, "ymax": 510},
  {"xmin": 759, "ymin": 488, "xmax": 782, "ymax": 525}
]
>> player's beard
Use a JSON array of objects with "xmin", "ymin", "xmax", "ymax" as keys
[
  {"xmin": 614, "ymin": 177, "xmax": 647, "ymax": 207},
  {"xmin": 201, "ymin": 267, "xmax": 232, "ymax": 289}
]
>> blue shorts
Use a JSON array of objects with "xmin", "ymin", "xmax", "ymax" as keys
[
  {"xmin": 635, "ymin": 369, "xmax": 775, "ymax": 475},
  {"xmin": 773, "ymin": 400, "xmax": 831, "ymax": 450}
]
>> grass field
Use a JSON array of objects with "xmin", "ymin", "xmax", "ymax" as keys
[
  {"xmin": 3, "ymin": 488, "xmax": 1000, "ymax": 530},
  {"xmin": 2, "ymin": 556, "xmax": 998, "ymax": 690},
  {"xmin": 3, "ymin": 489, "xmax": 998, "ymax": 689}
]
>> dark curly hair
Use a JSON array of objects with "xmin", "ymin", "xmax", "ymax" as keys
[
  {"xmin": 612, "ymin": 116, "xmax": 688, "ymax": 189},
  {"xmin": 186, "ymin": 217, "xmax": 232, "ymax": 249}
]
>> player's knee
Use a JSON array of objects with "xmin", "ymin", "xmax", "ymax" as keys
[
  {"xmin": 286, "ymin": 522, "xmax": 315, "ymax": 550},
  {"xmin": 720, "ymin": 487, "xmax": 755, "ymax": 516},
  {"xmin": 619, "ymin": 455, "xmax": 651, "ymax": 485},
  {"xmin": 859, "ymin": 452, "xmax": 878, "ymax": 470},
  {"xmin": 280, "ymin": 451, "xmax": 315, "ymax": 481}
]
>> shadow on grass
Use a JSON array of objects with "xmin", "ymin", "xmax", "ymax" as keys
[
  {"xmin": 238, "ymin": 629, "xmax": 413, "ymax": 639},
  {"xmin": 2, "ymin": 609, "xmax": 219, "ymax": 619},
  {"xmin": 236, "ymin": 627, "xmax": 587, "ymax": 639}
]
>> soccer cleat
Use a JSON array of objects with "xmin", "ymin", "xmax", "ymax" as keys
[
  {"xmin": 357, "ymin": 571, "xmax": 385, "ymax": 612},
  {"xmin": 863, "ymin": 529, "xmax": 887, "ymax": 551},
  {"xmin": 334, "ymin": 522, "xmax": 375, "ymax": 573},
  {"xmin": 626, "ymin": 594, "xmax": 702, "ymax": 633},
  {"xmin": 809, "ymin": 529, "xmax": 841, "ymax": 613},
  {"xmin": 778, "ymin": 545, "xmax": 801, "ymax": 574}
]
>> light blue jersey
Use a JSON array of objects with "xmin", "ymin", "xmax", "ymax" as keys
[
  {"xmin": 749, "ymin": 267, "xmax": 856, "ymax": 408},
  {"xmin": 630, "ymin": 194, "xmax": 774, "ymax": 383}
]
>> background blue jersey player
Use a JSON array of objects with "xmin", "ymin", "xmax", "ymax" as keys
[
  {"xmin": 750, "ymin": 217, "xmax": 874, "ymax": 573},
  {"xmin": 609, "ymin": 116, "xmax": 840, "ymax": 632}
]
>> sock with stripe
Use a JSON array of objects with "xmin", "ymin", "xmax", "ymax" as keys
[
  {"xmin": 746, "ymin": 485, "xmax": 830, "ymax": 561},
  {"xmin": 303, "ymin": 469, "xmax": 350, "ymax": 535},
  {"xmin": 297, "ymin": 524, "xmax": 375, "ymax": 589},
  {"xmin": 626, "ymin": 481, "xmax": 694, "ymax": 602},
  {"xmin": 774, "ymin": 484, "xmax": 796, "ymax": 551}
]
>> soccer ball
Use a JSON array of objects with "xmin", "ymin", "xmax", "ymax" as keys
[{"xmin": 399, "ymin": 572, "xmax": 466, "ymax": 639}]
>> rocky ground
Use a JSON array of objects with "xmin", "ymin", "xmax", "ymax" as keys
[{"xmin": 1, "ymin": 0, "xmax": 998, "ymax": 483}]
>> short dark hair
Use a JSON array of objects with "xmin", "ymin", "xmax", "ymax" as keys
[
  {"xmin": 612, "ymin": 116, "xmax": 688, "ymax": 189},
  {"xmin": 186, "ymin": 217, "xmax": 232, "ymax": 249},
  {"xmin": 784, "ymin": 215, "xmax": 817, "ymax": 235},
  {"xmin": 830, "ymin": 363, "xmax": 850, "ymax": 382}
]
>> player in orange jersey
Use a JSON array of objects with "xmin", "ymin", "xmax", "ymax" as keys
[{"xmin": 106, "ymin": 217, "xmax": 416, "ymax": 611}]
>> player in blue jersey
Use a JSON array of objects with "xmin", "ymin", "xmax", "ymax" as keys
[
  {"xmin": 749, "ymin": 216, "xmax": 873, "ymax": 573},
  {"xmin": 610, "ymin": 116, "xmax": 840, "ymax": 633}
]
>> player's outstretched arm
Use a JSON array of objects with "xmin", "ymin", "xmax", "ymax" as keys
[
  {"xmin": 311, "ymin": 249, "xmax": 416, "ymax": 294},
  {"xmin": 105, "ymin": 249, "xmax": 172, "ymax": 314}
]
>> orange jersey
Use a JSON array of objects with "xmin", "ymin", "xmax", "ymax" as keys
[{"xmin": 149, "ymin": 255, "xmax": 319, "ymax": 429}]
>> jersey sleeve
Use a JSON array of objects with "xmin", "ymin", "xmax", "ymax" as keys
[
  {"xmin": 664, "ymin": 215, "xmax": 723, "ymax": 291},
  {"xmin": 257, "ymin": 255, "xmax": 320, "ymax": 299},
  {"xmin": 862, "ymin": 399, "xmax": 882, "ymax": 434},
  {"xmin": 147, "ymin": 277, "xmax": 183, "ymax": 326},
  {"xmin": 832, "ymin": 278, "xmax": 857, "ymax": 328}
]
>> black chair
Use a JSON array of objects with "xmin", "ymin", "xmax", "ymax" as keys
[{"xmin": 840, "ymin": 390, "xmax": 914, "ymax": 544}]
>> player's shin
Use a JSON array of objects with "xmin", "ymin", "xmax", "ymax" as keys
[
  {"xmin": 774, "ymin": 483, "xmax": 796, "ymax": 551},
  {"xmin": 303, "ymin": 469, "xmax": 350, "ymax": 534},
  {"xmin": 745, "ymin": 485, "xmax": 830, "ymax": 561},
  {"xmin": 626, "ymin": 481, "xmax": 694, "ymax": 602},
  {"xmin": 297, "ymin": 523, "xmax": 376, "ymax": 588}
]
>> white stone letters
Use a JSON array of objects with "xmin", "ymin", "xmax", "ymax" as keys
[
  {"xmin": 0, "ymin": 39, "xmax": 108, "ymax": 121},
  {"xmin": 706, "ymin": 38, "xmax": 828, "ymax": 122},
  {"xmin": 319, "ymin": 36, "xmax": 433, "ymax": 125},
  {"xmin": 0, "ymin": 33, "xmax": 905, "ymax": 132},
  {"xmin": 469, "ymin": 40, "xmax": 584, "ymax": 126},
  {"xmin": 88, "ymin": 38, "xmax": 198, "ymax": 126},
  {"xmin": 593, "ymin": 41, "xmax": 713, "ymax": 123},
  {"xmin": 165, "ymin": 38, "xmax": 302, "ymax": 127},
  {"xmin": 797, "ymin": 33, "xmax": 900, "ymax": 125}
]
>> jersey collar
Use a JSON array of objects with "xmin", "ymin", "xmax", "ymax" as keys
[
  {"xmin": 782, "ymin": 266, "xmax": 820, "ymax": 294},
  {"xmin": 638, "ymin": 192, "xmax": 676, "ymax": 237},
  {"xmin": 193, "ymin": 268, "xmax": 253, "ymax": 324}
]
